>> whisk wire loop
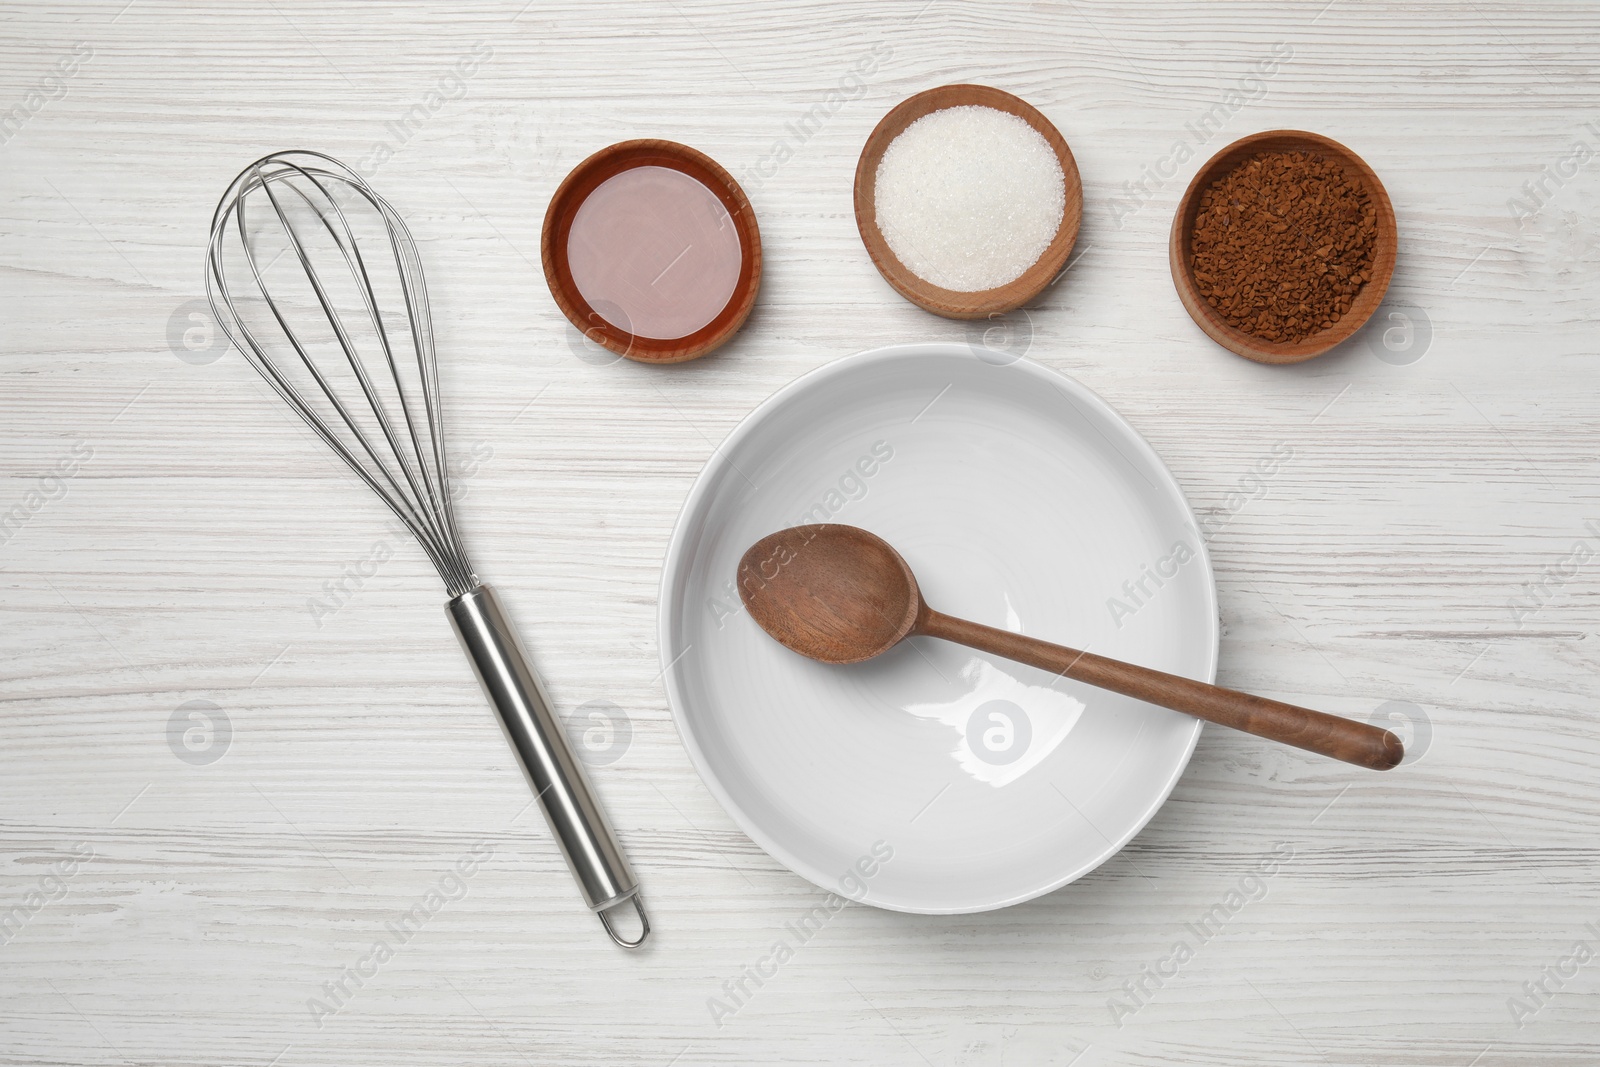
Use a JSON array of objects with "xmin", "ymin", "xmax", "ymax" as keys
[{"xmin": 205, "ymin": 150, "xmax": 477, "ymax": 596}]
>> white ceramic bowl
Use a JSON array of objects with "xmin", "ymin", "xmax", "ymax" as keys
[{"xmin": 659, "ymin": 343, "xmax": 1217, "ymax": 913}]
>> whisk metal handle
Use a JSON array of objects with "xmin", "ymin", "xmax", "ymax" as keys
[{"xmin": 447, "ymin": 584, "xmax": 648, "ymax": 948}]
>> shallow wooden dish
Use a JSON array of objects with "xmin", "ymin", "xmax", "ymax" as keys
[
  {"xmin": 1168, "ymin": 130, "xmax": 1397, "ymax": 365},
  {"xmin": 542, "ymin": 139, "xmax": 762, "ymax": 364},
  {"xmin": 853, "ymin": 84, "xmax": 1082, "ymax": 320}
]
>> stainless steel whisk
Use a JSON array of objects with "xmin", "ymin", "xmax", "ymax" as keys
[{"xmin": 205, "ymin": 150, "xmax": 647, "ymax": 947}]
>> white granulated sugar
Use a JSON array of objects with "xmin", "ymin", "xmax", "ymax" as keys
[{"xmin": 873, "ymin": 104, "xmax": 1066, "ymax": 292}]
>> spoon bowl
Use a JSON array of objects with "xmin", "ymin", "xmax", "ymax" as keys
[
  {"xmin": 738, "ymin": 524, "xmax": 921, "ymax": 663},
  {"xmin": 738, "ymin": 523, "xmax": 1402, "ymax": 771}
]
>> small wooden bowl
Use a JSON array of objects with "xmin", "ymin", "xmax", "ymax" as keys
[
  {"xmin": 1168, "ymin": 130, "xmax": 1397, "ymax": 365},
  {"xmin": 542, "ymin": 139, "xmax": 762, "ymax": 364},
  {"xmin": 853, "ymin": 85, "xmax": 1083, "ymax": 320}
]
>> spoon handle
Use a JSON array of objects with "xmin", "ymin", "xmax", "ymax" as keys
[{"xmin": 919, "ymin": 611, "xmax": 1402, "ymax": 771}]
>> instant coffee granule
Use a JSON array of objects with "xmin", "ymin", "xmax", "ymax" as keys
[{"xmin": 1190, "ymin": 150, "xmax": 1376, "ymax": 345}]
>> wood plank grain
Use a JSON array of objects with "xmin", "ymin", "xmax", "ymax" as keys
[{"xmin": 2, "ymin": 1, "xmax": 1598, "ymax": 1064}]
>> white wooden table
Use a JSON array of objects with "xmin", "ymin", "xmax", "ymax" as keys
[{"xmin": 2, "ymin": 2, "xmax": 1597, "ymax": 1063}]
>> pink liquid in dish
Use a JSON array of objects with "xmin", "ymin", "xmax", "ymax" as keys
[{"xmin": 566, "ymin": 165, "xmax": 742, "ymax": 340}]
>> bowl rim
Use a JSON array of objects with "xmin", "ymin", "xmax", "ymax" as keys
[
  {"xmin": 541, "ymin": 138, "xmax": 762, "ymax": 364},
  {"xmin": 1168, "ymin": 129, "xmax": 1397, "ymax": 365},
  {"xmin": 854, "ymin": 84, "xmax": 1083, "ymax": 321}
]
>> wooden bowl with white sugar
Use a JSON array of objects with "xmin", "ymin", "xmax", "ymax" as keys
[{"xmin": 854, "ymin": 84, "xmax": 1082, "ymax": 320}]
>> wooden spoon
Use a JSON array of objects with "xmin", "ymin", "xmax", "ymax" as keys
[{"xmin": 737, "ymin": 524, "xmax": 1402, "ymax": 771}]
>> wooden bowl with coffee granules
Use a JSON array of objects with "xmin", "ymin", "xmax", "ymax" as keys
[{"xmin": 1169, "ymin": 130, "xmax": 1396, "ymax": 365}]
